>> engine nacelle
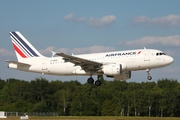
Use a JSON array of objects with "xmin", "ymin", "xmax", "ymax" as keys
[
  {"xmin": 107, "ymin": 71, "xmax": 131, "ymax": 80},
  {"xmin": 102, "ymin": 63, "xmax": 126, "ymax": 76}
]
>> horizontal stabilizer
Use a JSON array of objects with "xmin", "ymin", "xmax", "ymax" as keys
[{"xmin": 5, "ymin": 60, "xmax": 31, "ymax": 66}]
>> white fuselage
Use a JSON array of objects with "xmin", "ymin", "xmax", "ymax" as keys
[
  {"xmin": 7, "ymin": 31, "xmax": 174, "ymax": 86},
  {"xmin": 9, "ymin": 49, "xmax": 174, "ymax": 77}
]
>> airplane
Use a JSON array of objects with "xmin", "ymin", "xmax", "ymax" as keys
[{"xmin": 6, "ymin": 31, "xmax": 174, "ymax": 86}]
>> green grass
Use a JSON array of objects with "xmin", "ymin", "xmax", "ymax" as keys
[{"xmin": 3, "ymin": 116, "xmax": 180, "ymax": 120}]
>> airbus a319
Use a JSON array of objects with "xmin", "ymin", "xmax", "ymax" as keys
[{"xmin": 6, "ymin": 31, "xmax": 174, "ymax": 86}]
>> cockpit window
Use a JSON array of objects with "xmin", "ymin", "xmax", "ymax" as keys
[{"xmin": 156, "ymin": 52, "xmax": 166, "ymax": 56}]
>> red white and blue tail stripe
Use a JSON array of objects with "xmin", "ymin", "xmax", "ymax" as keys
[{"xmin": 10, "ymin": 31, "xmax": 43, "ymax": 61}]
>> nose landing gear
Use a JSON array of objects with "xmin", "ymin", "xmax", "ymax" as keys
[
  {"xmin": 146, "ymin": 69, "xmax": 152, "ymax": 80},
  {"xmin": 147, "ymin": 76, "xmax": 152, "ymax": 80}
]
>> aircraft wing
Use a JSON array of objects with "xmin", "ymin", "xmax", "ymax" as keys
[
  {"xmin": 55, "ymin": 52, "xmax": 103, "ymax": 72},
  {"xmin": 5, "ymin": 60, "xmax": 31, "ymax": 66}
]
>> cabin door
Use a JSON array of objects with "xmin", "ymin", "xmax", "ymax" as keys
[
  {"xmin": 42, "ymin": 59, "xmax": 48, "ymax": 70},
  {"xmin": 144, "ymin": 50, "xmax": 150, "ymax": 61}
]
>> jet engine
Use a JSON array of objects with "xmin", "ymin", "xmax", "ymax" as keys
[
  {"xmin": 103, "ymin": 63, "xmax": 131, "ymax": 80},
  {"xmin": 102, "ymin": 63, "xmax": 127, "ymax": 76}
]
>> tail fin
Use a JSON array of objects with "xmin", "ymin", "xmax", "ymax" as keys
[{"xmin": 9, "ymin": 31, "xmax": 44, "ymax": 61}]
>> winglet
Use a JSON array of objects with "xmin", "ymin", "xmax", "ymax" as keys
[{"xmin": 51, "ymin": 51, "xmax": 57, "ymax": 57}]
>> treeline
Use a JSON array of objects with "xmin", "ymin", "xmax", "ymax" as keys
[{"xmin": 0, "ymin": 78, "xmax": 180, "ymax": 117}]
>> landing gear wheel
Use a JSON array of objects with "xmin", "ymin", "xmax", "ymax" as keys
[
  {"xmin": 147, "ymin": 76, "xmax": 152, "ymax": 80},
  {"xmin": 95, "ymin": 80, "xmax": 101, "ymax": 86},
  {"xmin": 146, "ymin": 69, "xmax": 152, "ymax": 80},
  {"xmin": 87, "ymin": 77, "xmax": 94, "ymax": 84}
]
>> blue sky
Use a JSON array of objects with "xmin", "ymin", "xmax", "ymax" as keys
[{"xmin": 0, "ymin": 0, "xmax": 180, "ymax": 83}]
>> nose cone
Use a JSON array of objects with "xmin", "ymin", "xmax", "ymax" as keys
[{"xmin": 166, "ymin": 56, "xmax": 174, "ymax": 65}]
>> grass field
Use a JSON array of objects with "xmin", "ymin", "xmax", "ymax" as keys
[{"xmin": 2, "ymin": 116, "xmax": 180, "ymax": 120}]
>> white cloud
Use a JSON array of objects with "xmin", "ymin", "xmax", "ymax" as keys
[
  {"xmin": 63, "ymin": 13, "xmax": 86, "ymax": 22},
  {"xmin": 0, "ymin": 48, "xmax": 15, "ymax": 57},
  {"xmin": 119, "ymin": 35, "xmax": 180, "ymax": 47},
  {"xmin": 39, "ymin": 46, "xmax": 55, "ymax": 53},
  {"xmin": 38, "ymin": 45, "xmax": 115, "ymax": 56},
  {"xmin": 56, "ymin": 48, "xmax": 70, "ymax": 54},
  {"xmin": 72, "ymin": 45, "xmax": 115, "ymax": 54},
  {"xmin": 76, "ymin": 17, "xmax": 86, "ymax": 22},
  {"xmin": 132, "ymin": 14, "xmax": 180, "ymax": 27},
  {"xmin": 63, "ymin": 13, "xmax": 73, "ymax": 20},
  {"xmin": 39, "ymin": 46, "xmax": 70, "ymax": 56},
  {"xmin": 88, "ymin": 15, "xmax": 116, "ymax": 28},
  {"xmin": 39, "ymin": 46, "xmax": 55, "ymax": 55},
  {"xmin": 63, "ymin": 13, "xmax": 116, "ymax": 28}
]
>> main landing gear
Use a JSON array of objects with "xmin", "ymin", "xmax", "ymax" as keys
[
  {"xmin": 146, "ymin": 69, "xmax": 152, "ymax": 80},
  {"xmin": 87, "ymin": 75, "xmax": 102, "ymax": 86}
]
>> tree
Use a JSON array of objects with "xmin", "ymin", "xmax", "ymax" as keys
[
  {"xmin": 0, "ymin": 77, "xmax": 180, "ymax": 117},
  {"xmin": 101, "ymin": 100, "xmax": 115, "ymax": 116}
]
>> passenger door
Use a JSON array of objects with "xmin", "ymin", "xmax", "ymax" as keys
[{"xmin": 144, "ymin": 50, "xmax": 150, "ymax": 61}]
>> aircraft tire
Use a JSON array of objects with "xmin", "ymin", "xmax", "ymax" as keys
[
  {"xmin": 147, "ymin": 76, "xmax": 152, "ymax": 80},
  {"xmin": 87, "ymin": 77, "xmax": 94, "ymax": 84},
  {"xmin": 95, "ymin": 80, "xmax": 101, "ymax": 86}
]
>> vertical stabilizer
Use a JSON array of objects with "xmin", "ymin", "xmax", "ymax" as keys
[{"xmin": 9, "ymin": 31, "xmax": 44, "ymax": 62}]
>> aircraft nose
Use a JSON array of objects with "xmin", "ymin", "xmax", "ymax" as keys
[{"xmin": 167, "ymin": 56, "xmax": 174, "ymax": 65}]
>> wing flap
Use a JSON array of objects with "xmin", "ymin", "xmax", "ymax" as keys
[{"xmin": 55, "ymin": 52, "xmax": 103, "ymax": 72}]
